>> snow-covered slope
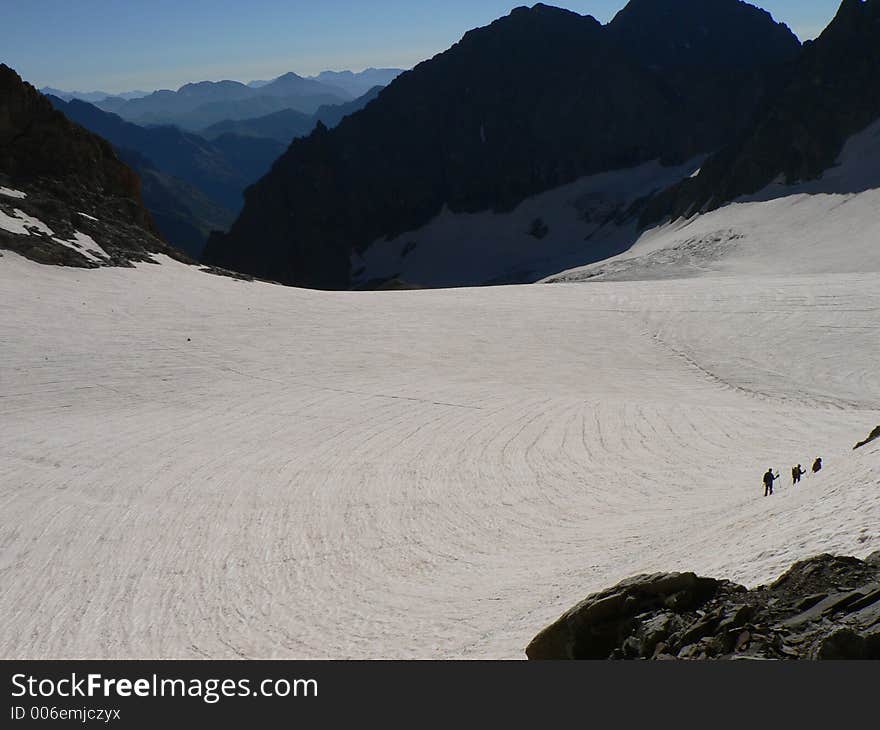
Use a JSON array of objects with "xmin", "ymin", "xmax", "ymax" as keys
[
  {"xmin": 1, "ymin": 221, "xmax": 877, "ymax": 657},
  {"xmin": 352, "ymin": 158, "xmax": 703, "ymax": 288},
  {"xmin": 548, "ymin": 118, "xmax": 880, "ymax": 283}
]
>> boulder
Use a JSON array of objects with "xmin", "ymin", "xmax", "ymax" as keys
[{"xmin": 527, "ymin": 554, "xmax": 880, "ymax": 660}]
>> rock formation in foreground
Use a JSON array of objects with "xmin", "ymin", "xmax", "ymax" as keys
[{"xmin": 526, "ymin": 553, "xmax": 880, "ymax": 660}]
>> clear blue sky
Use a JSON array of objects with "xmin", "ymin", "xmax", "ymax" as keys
[{"xmin": 1, "ymin": 0, "xmax": 841, "ymax": 93}]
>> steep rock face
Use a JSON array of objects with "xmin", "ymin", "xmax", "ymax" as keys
[
  {"xmin": 527, "ymin": 553, "xmax": 880, "ymax": 660},
  {"xmin": 643, "ymin": 0, "xmax": 880, "ymax": 223},
  {"xmin": 203, "ymin": 1, "xmax": 800, "ymax": 289},
  {"xmin": 0, "ymin": 64, "xmax": 180, "ymax": 267}
]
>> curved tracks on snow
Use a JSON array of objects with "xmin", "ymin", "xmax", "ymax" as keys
[{"xmin": 0, "ymin": 257, "xmax": 878, "ymax": 658}]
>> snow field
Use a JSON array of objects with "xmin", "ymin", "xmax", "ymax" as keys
[{"xmin": 0, "ymin": 250, "xmax": 877, "ymax": 658}]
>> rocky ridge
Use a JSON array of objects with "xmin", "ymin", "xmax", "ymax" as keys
[{"xmin": 526, "ymin": 553, "xmax": 880, "ymax": 660}]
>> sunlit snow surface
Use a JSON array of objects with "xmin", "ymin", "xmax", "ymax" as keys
[
  {"xmin": 0, "ymin": 207, "xmax": 54, "ymax": 236},
  {"xmin": 1, "ymin": 121, "xmax": 880, "ymax": 659}
]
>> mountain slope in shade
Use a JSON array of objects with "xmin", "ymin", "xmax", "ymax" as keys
[
  {"xmin": 48, "ymin": 97, "xmax": 280, "ymax": 211},
  {"xmin": 548, "ymin": 116, "xmax": 880, "ymax": 284},
  {"xmin": 202, "ymin": 108, "xmax": 315, "ymax": 142},
  {"xmin": 48, "ymin": 96, "xmax": 284, "ymax": 256},
  {"xmin": 643, "ymin": 0, "xmax": 880, "ymax": 224},
  {"xmin": 0, "ymin": 64, "xmax": 179, "ymax": 267},
  {"xmin": 203, "ymin": 1, "xmax": 799, "ymax": 289},
  {"xmin": 114, "ymin": 147, "xmax": 235, "ymax": 260},
  {"xmin": 607, "ymin": 0, "xmax": 799, "ymax": 69}
]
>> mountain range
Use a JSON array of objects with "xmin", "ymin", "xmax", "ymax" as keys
[
  {"xmin": 200, "ymin": 86, "xmax": 383, "ymax": 143},
  {"xmin": 46, "ymin": 96, "xmax": 283, "ymax": 257},
  {"xmin": 81, "ymin": 69, "xmax": 402, "ymax": 131},
  {"xmin": 46, "ymin": 85, "xmax": 384, "ymax": 257},
  {"xmin": 40, "ymin": 87, "xmax": 151, "ymax": 103},
  {"xmin": 203, "ymin": 0, "xmax": 806, "ymax": 289}
]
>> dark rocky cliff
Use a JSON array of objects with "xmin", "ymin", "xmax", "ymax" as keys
[
  {"xmin": 643, "ymin": 0, "xmax": 880, "ymax": 223},
  {"xmin": 0, "ymin": 64, "xmax": 181, "ymax": 267}
]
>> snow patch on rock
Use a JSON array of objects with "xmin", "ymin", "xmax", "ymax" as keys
[
  {"xmin": 0, "ymin": 208, "xmax": 54, "ymax": 236},
  {"xmin": 0, "ymin": 186, "xmax": 27, "ymax": 199}
]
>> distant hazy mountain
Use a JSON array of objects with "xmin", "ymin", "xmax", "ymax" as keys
[
  {"xmin": 48, "ymin": 96, "xmax": 284, "ymax": 256},
  {"xmin": 309, "ymin": 68, "xmax": 403, "ymax": 97},
  {"xmin": 201, "ymin": 86, "xmax": 383, "ymax": 143},
  {"xmin": 202, "ymin": 108, "xmax": 315, "ymax": 143},
  {"xmin": 204, "ymin": 0, "xmax": 800, "ymax": 289},
  {"xmin": 93, "ymin": 77, "xmax": 352, "ymax": 130},
  {"xmin": 40, "ymin": 87, "xmax": 151, "ymax": 103}
]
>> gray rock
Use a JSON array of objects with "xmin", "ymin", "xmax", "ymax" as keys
[{"xmin": 527, "ymin": 553, "xmax": 880, "ymax": 660}]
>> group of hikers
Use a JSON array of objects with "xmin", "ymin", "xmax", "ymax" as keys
[{"xmin": 763, "ymin": 457, "xmax": 822, "ymax": 496}]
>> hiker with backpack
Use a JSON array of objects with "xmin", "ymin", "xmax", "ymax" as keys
[
  {"xmin": 792, "ymin": 464, "xmax": 806, "ymax": 485},
  {"xmin": 763, "ymin": 468, "xmax": 780, "ymax": 497}
]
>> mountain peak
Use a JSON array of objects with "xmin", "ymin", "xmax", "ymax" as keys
[{"xmin": 609, "ymin": 0, "xmax": 800, "ymax": 68}]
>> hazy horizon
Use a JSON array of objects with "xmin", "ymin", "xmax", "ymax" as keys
[{"xmin": 3, "ymin": 0, "xmax": 841, "ymax": 94}]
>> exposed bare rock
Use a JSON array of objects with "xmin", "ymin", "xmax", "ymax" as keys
[
  {"xmin": 0, "ymin": 64, "xmax": 184, "ymax": 267},
  {"xmin": 527, "ymin": 554, "xmax": 880, "ymax": 660}
]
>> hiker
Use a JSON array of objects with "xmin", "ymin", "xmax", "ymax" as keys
[
  {"xmin": 812, "ymin": 457, "xmax": 823, "ymax": 474},
  {"xmin": 763, "ymin": 468, "xmax": 779, "ymax": 497},
  {"xmin": 792, "ymin": 464, "xmax": 806, "ymax": 485}
]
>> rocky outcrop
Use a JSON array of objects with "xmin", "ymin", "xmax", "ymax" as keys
[
  {"xmin": 527, "ymin": 553, "xmax": 880, "ymax": 660},
  {"xmin": 204, "ymin": 1, "xmax": 800, "ymax": 289},
  {"xmin": 854, "ymin": 426, "xmax": 880, "ymax": 450},
  {"xmin": 0, "ymin": 64, "xmax": 184, "ymax": 267}
]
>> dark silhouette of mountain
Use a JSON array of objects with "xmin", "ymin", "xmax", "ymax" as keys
[
  {"xmin": 314, "ymin": 86, "xmax": 384, "ymax": 129},
  {"xmin": 310, "ymin": 68, "xmax": 404, "ymax": 97},
  {"xmin": 203, "ymin": 1, "xmax": 800, "ymax": 289},
  {"xmin": 607, "ymin": 0, "xmax": 799, "ymax": 69},
  {"xmin": 93, "ymin": 77, "xmax": 351, "ymax": 130},
  {"xmin": 201, "ymin": 86, "xmax": 384, "ymax": 143},
  {"xmin": 115, "ymin": 147, "xmax": 235, "ymax": 259},
  {"xmin": 48, "ymin": 96, "xmax": 284, "ymax": 257},
  {"xmin": 643, "ymin": 0, "xmax": 880, "ymax": 223},
  {"xmin": 0, "ymin": 64, "xmax": 178, "ymax": 266},
  {"xmin": 202, "ymin": 108, "xmax": 314, "ymax": 142}
]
